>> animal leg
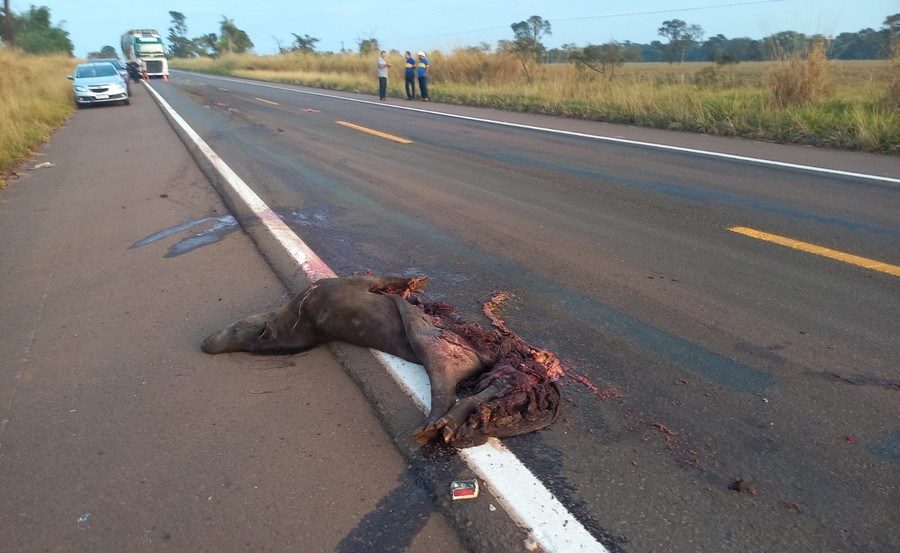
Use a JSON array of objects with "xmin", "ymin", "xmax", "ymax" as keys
[
  {"xmin": 436, "ymin": 380, "xmax": 508, "ymax": 444},
  {"xmin": 449, "ymin": 376, "xmax": 563, "ymax": 448},
  {"xmin": 386, "ymin": 295, "xmax": 483, "ymax": 444}
]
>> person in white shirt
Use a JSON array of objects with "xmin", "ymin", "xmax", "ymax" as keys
[{"xmin": 377, "ymin": 51, "xmax": 391, "ymax": 101}]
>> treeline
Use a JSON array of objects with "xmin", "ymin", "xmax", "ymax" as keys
[
  {"xmin": 546, "ymin": 16, "xmax": 900, "ymax": 63},
  {"xmin": 0, "ymin": 4, "xmax": 897, "ymax": 64},
  {"xmin": 0, "ymin": 5, "xmax": 73, "ymax": 55}
]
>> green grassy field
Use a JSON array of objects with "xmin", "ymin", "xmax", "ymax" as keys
[
  {"xmin": 0, "ymin": 48, "xmax": 75, "ymax": 187},
  {"xmin": 2, "ymin": 47, "xmax": 897, "ymax": 188},
  {"xmin": 172, "ymin": 50, "xmax": 900, "ymax": 153}
]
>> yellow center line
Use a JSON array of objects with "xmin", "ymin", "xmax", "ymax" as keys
[
  {"xmin": 729, "ymin": 226, "xmax": 900, "ymax": 277},
  {"xmin": 255, "ymin": 97, "xmax": 279, "ymax": 106},
  {"xmin": 336, "ymin": 121, "xmax": 413, "ymax": 144}
]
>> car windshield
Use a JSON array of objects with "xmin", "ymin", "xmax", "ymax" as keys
[
  {"xmin": 136, "ymin": 43, "xmax": 165, "ymax": 55},
  {"xmin": 76, "ymin": 64, "xmax": 117, "ymax": 78}
]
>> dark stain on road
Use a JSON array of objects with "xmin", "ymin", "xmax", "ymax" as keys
[
  {"xmin": 335, "ymin": 447, "xmax": 462, "ymax": 553},
  {"xmin": 869, "ymin": 431, "xmax": 900, "ymax": 463},
  {"xmin": 809, "ymin": 370, "xmax": 900, "ymax": 391},
  {"xmin": 130, "ymin": 215, "xmax": 239, "ymax": 257}
]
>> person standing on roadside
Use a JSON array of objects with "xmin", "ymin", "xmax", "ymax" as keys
[
  {"xmin": 377, "ymin": 51, "xmax": 391, "ymax": 101},
  {"xmin": 416, "ymin": 51, "xmax": 430, "ymax": 101},
  {"xmin": 404, "ymin": 51, "xmax": 417, "ymax": 99}
]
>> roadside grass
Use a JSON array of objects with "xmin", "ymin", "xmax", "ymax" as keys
[
  {"xmin": 172, "ymin": 51, "xmax": 900, "ymax": 153},
  {"xmin": 0, "ymin": 48, "xmax": 76, "ymax": 187}
]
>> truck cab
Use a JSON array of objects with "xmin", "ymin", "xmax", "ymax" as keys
[{"xmin": 121, "ymin": 29, "xmax": 169, "ymax": 78}]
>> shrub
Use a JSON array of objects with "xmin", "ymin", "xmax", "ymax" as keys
[
  {"xmin": 767, "ymin": 41, "xmax": 830, "ymax": 107},
  {"xmin": 438, "ymin": 49, "xmax": 520, "ymax": 84},
  {"xmin": 886, "ymin": 38, "xmax": 900, "ymax": 108}
]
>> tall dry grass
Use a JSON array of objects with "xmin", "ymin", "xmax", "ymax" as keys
[
  {"xmin": 0, "ymin": 48, "xmax": 76, "ymax": 187},
  {"xmin": 767, "ymin": 42, "xmax": 830, "ymax": 108},
  {"xmin": 887, "ymin": 37, "xmax": 900, "ymax": 108},
  {"xmin": 172, "ymin": 50, "xmax": 899, "ymax": 152}
]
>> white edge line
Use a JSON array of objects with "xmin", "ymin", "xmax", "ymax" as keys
[
  {"xmin": 371, "ymin": 351, "xmax": 431, "ymax": 411},
  {"xmin": 144, "ymin": 80, "xmax": 608, "ymax": 553},
  {"xmin": 184, "ymin": 72, "xmax": 900, "ymax": 187},
  {"xmin": 460, "ymin": 440, "xmax": 599, "ymax": 553}
]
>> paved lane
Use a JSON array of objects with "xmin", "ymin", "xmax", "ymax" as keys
[
  {"xmin": 0, "ymin": 83, "xmax": 469, "ymax": 553},
  {"xmin": 151, "ymin": 72, "xmax": 900, "ymax": 552}
]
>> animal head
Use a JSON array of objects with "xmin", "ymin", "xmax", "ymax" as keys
[
  {"xmin": 201, "ymin": 312, "xmax": 275, "ymax": 354},
  {"xmin": 200, "ymin": 304, "xmax": 313, "ymax": 355}
]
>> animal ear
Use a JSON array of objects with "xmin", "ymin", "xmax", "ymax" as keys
[{"xmin": 258, "ymin": 321, "xmax": 277, "ymax": 341}]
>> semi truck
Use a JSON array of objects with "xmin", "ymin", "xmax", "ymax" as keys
[{"xmin": 121, "ymin": 29, "xmax": 169, "ymax": 79}]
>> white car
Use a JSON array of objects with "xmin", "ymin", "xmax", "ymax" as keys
[
  {"xmin": 90, "ymin": 58, "xmax": 132, "ymax": 92},
  {"xmin": 68, "ymin": 62, "xmax": 130, "ymax": 108}
]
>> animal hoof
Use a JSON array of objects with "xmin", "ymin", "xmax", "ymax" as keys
[
  {"xmin": 411, "ymin": 425, "xmax": 439, "ymax": 444},
  {"xmin": 442, "ymin": 425, "xmax": 456, "ymax": 443},
  {"xmin": 411, "ymin": 416, "xmax": 452, "ymax": 444}
]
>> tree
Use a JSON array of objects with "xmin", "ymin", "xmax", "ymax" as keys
[
  {"xmin": 699, "ymin": 33, "xmax": 729, "ymax": 62},
  {"xmin": 16, "ymin": 5, "xmax": 73, "ymax": 55},
  {"xmin": 657, "ymin": 19, "xmax": 703, "ymax": 63},
  {"xmin": 290, "ymin": 33, "xmax": 319, "ymax": 53},
  {"xmin": 832, "ymin": 28, "xmax": 882, "ymax": 59},
  {"xmin": 764, "ymin": 31, "xmax": 809, "ymax": 59},
  {"xmin": 510, "ymin": 15, "xmax": 551, "ymax": 58},
  {"xmin": 357, "ymin": 36, "xmax": 379, "ymax": 55},
  {"xmin": 195, "ymin": 33, "xmax": 219, "ymax": 57},
  {"xmin": 1, "ymin": 0, "xmax": 16, "ymax": 46},
  {"xmin": 474, "ymin": 41, "xmax": 492, "ymax": 53},
  {"xmin": 884, "ymin": 13, "xmax": 900, "ymax": 57},
  {"xmin": 546, "ymin": 43, "xmax": 578, "ymax": 63},
  {"xmin": 168, "ymin": 11, "xmax": 199, "ymax": 58},
  {"xmin": 216, "ymin": 17, "xmax": 253, "ymax": 54},
  {"xmin": 87, "ymin": 45, "xmax": 118, "ymax": 59},
  {"xmin": 728, "ymin": 37, "xmax": 765, "ymax": 61},
  {"xmin": 508, "ymin": 15, "xmax": 551, "ymax": 80},
  {"xmin": 569, "ymin": 41, "xmax": 638, "ymax": 80}
]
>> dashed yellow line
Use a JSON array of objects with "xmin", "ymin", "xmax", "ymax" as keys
[
  {"xmin": 729, "ymin": 226, "xmax": 900, "ymax": 276},
  {"xmin": 255, "ymin": 97, "xmax": 279, "ymax": 106},
  {"xmin": 336, "ymin": 121, "xmax": 412, "ymax": 144}
]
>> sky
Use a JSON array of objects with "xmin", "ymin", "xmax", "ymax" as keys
[{"xmin": 11, "ymin": 0, "xmax": 898, "ymax": 58}]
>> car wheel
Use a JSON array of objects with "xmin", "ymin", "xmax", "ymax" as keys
[{"xmin": 123, "ymin": 98, "xmax": 130, "ymax": 106}]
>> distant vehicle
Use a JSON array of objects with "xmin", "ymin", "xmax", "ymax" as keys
[
  {"xmin": 67, "ymin": 62, "xmax": 130, "ymax": 108},
  {"xmin": 121, "ymin": 29, "xmax": 169, "ymax": 79},
  {"xmin": 89, "ymin": 58, "xmax": 131, "ymax": 92}
]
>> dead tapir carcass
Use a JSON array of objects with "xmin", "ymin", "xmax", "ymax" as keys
[{"xmin": 201, "ymin": 275, "xmax": 562, "ymax": 447}]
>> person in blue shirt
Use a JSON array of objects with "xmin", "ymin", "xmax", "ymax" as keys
[
  {"xmin": 404, "ymin": 51, "xmax": 417, "ymax": 99},
  {"xmin": 416, "ymin": 51, "xmax": 430, "ymax": 101}
]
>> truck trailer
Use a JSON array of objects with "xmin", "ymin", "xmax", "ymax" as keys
[{"xmin": 121, "ymin": 29, "xmax": 169, "ymax": 78}]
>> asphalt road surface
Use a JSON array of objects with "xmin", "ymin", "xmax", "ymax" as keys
[
  {"xmin": 3, "ymin": 71, "xmax": 896, "ymax": 553},
  {"xmin": 0, "ymin": 84, "xmax": 470, "ymax": 553},
  {"xmin": 150, "ymin": 71, "xmax": 899, "ymax": 553}
]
